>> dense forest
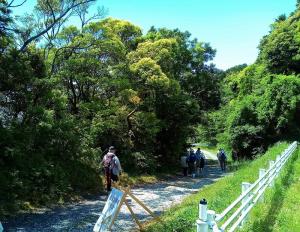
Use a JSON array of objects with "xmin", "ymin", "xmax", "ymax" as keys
[{"xmin": 1, "ymin": 0, "xmax": 300, "ymax": 216}]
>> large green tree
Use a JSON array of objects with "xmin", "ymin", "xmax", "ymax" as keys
[
  {"xmin": 1, "ymin": 1, "xmax": 222, "ymax": 216},
  {"xmin": 258, "ymin": 7, "xmax": 300, "ymax": 74},
  {"xmin": 208, "ymin": 4, "xmax": 300, "ymax": 159}
]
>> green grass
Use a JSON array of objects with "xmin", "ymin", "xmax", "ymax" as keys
[
  {"xmin": 273, "ymin": 156, "xmax": 300, "ymax": 232},
  {"xmin": 145, "ymin": 142, "xmax": 290, "ymax": 232},
  {"xmin": 240, "ymin": 148, "xmax": 300, "ymax": 232},
  {"xmin": 119, "ymin": 172, "xmax": 170, "ymax": 186}
]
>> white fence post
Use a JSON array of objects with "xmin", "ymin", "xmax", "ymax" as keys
[
  {"xmin": 258, "ymin": 169, "xmax": 266, "ymax": 202},
  {"xmin": 197, "ymin": 199, "xmax": 208, "ymax": 232},
  {"xmin": 275, "ymin": 155, "xmax": 281, "ymax": 178},
  {"xmin": 196, "ymin": 142, "xmax": 298, "ymax": 232},
  {"xmin": 207, "ymin": 210, "xmax": 216, "ymax": 231},
  {"xmin": 268, "ymin": 160, "xmax": 275, "ymax": 187},
  {"xmin": 241, "ymin": 182, "xmax": 251, "ymax": 226}
]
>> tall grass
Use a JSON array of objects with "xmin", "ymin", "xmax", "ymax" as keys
[
  {"xmin": 145, "ymin": 142, "xmax": 289, "ymax": 232},
  {"xmin": 240, "ymin": 148, "xmax": 300, "ymax": 232}
]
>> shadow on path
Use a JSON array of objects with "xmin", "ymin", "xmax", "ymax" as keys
[{"xmin": 3, "ymin": 163, "xmax": 226, "ymax": 232}]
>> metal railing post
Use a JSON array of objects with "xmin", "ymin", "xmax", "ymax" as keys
[
  {"xmin": 258, "ymin": 169, "xmax": 266, "ymax": 202},
  {"xmin": 197, "ymin": 199, "xmax": 208, "ymax": 232},
  {"xmin": 241, "ymin": 182, "xmax": 251, "ymax": 226},
  {"xmin": 268, "ymin": 160, "xmax": 275, "ymax": 187}
]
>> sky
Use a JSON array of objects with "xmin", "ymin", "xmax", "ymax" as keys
[{"xmin": 13, "ymin": 0, "xmax": 297, "ymax": 70}]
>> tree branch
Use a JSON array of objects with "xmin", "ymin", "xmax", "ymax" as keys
[
  {"xmin": 7, "ymin": 0, "xmax": 27, "ymax": 8},
  {"xmin": 19, "ymin": 0, "xmax": 95, "ymax": 52}
]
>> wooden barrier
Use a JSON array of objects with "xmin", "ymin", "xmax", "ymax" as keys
[{"xmin": 94, "ymin": 187, "xmax": 160, "ymax": 232}]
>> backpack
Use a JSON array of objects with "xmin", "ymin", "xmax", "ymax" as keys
[
  {"xmin": 189, "ymin": 154, "xmax": 197, "ymax": 163},
  {"xmin": 103, "ymin": 153, "xmax": 115, "ymax": 168},
  {"xmin": 200, "ymin": 155, "xmax": 205, "ymax": 162},
  {"xmin": 219, "ymin": 151, "xmax": 226, "ymax": 160}
]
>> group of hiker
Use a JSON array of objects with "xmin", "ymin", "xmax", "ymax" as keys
[
  {"xmin": 101, "ymin": 145, "xmax": 228, "ymax": 192},
  {"xmin": 181, "ymin": 147, "xmax": 227, "ymax": 177},
  {"xmin": 181, "ymin": 148, "xmax": 206, "ymax": 177}
]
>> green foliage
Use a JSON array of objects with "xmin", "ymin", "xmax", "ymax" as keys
[
  {"xmin": 1, "ymin": 2, "xmax": 222, "ymax": 215},
  {"xmin": 0, "ymin": 48, "xmax": 101, "ymax": 216},
  {"xmin": 99, "ymin": 17, "xmax": 142, "ymax": 50},
  {"xmin": 0, "ymin": 0, "xmax": 13, "ymax": 46},
  {"xmin": 141, "ymin": 27, "xmax": 222, "ymax": 111},
  {"xmin": 206, "ymin": 5, "xmax": 300, "ymax": 158},
  {"xmin": 219, "ymin": 74, "xmax": 300, "ymax": 158},
  {"xmin": 225, "ymin": 63, "xmax": 247, "ymax": 75},
  {"xmin": 258, "ymin": 8, "xmax": 300, "ymax": 74},
  {"xmin": 3, "ymin": 0, "xmax": 300, "ymax": 218}
]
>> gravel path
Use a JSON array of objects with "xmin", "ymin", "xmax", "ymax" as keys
[
  {"xmin": 191, "ymin": 144, "xmax": 218, "ymax": 160},
  {"xmin": 3, "ymin": 163, "xmax": 225, "ymax": 232},
  {"xmin": 197, "ymin": 149, "xmax": 217, "ymax": 160}
]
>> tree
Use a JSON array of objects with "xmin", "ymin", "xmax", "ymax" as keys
[
  {"xmin": 0, "ymin": 0, "xmax": 14, "ymax": 51},
  {"xmin": 127, "ymin": 30, "xmax": 205, "ymax": 165},
  {"xmin": 258, "ymin": 8, "xmax": 300, "ymax": 74},
  {"xmin": 208, "ymin": 5, "xmax": 300, "ymax": 158},
  {"xmin": 5, "ymin": 0, "xmax": 104, "ymax": 52},
  {"xmin": 1, "ymin": 6, "xmax": 222, "ymax": 214},
  {"xmin": 0, "ymin": 0, "xmax": 12, "ymax": 35},
  {"xmin": 141, "ymin": 27, "xmax": 221, "ymax": 111},
  {"xmin": 225, "ymin": 63, "xmax": 247, "ymax": 75}
]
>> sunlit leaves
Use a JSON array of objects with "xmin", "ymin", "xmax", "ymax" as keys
[{"xmin": 258, "ymin": 9, "xmax": 300, "ymax": 74}]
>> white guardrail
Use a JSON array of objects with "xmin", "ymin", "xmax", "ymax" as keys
[{"xmin": 196, "ymin": 141, "xmax": 298, "ymax": 232}]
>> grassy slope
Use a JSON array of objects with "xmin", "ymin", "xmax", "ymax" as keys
[
  {"xmin": 145, "ymin": 142, "xmax": 289, "ymax": 232},
  {"xmin": 274, "ymin": 154, "xmax": 300, "ymax": 232},
  {"xmin": 240, "ymin": 148, "xmax": 300, "ymax": 232}
]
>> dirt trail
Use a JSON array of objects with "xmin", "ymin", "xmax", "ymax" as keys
[
  {"xmin": 3, "ymin": 163, "xmax": 225, "ymax": 232},
  {"xmin": 196, "ymin": 149, "xmax": 217, "ymax": 160}
]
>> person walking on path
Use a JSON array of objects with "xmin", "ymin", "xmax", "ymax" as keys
[
  {"xmin": 181, "ymin": 151, "xmax": 189, "ymax": 176},
  {"xmin": 196, "ymin": 148, "xmax": 206, "ymax": 175},
  {"xmin": 111, "ymin": 151, "xmax": 122, "ymax": 183},
  {"xmin": 102, "ymin": 146, "xmax": 118, "ymax": 192},
  {"xmin": 187, "ymin": 148, "xmax": 197, "ymax": 177},
  {"xmin": 217, "ymin": 148, "xmax": 227, "ymax": 172}
]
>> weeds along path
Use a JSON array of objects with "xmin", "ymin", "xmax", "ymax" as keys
[{"xmin": 3, "ymin": 162, "xmax": 226, "ymax": 232}]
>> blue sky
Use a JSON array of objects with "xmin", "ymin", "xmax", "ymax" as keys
[{"xmin": 13, "ymin": 0, "xmax": 297, "ymax": 70}]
